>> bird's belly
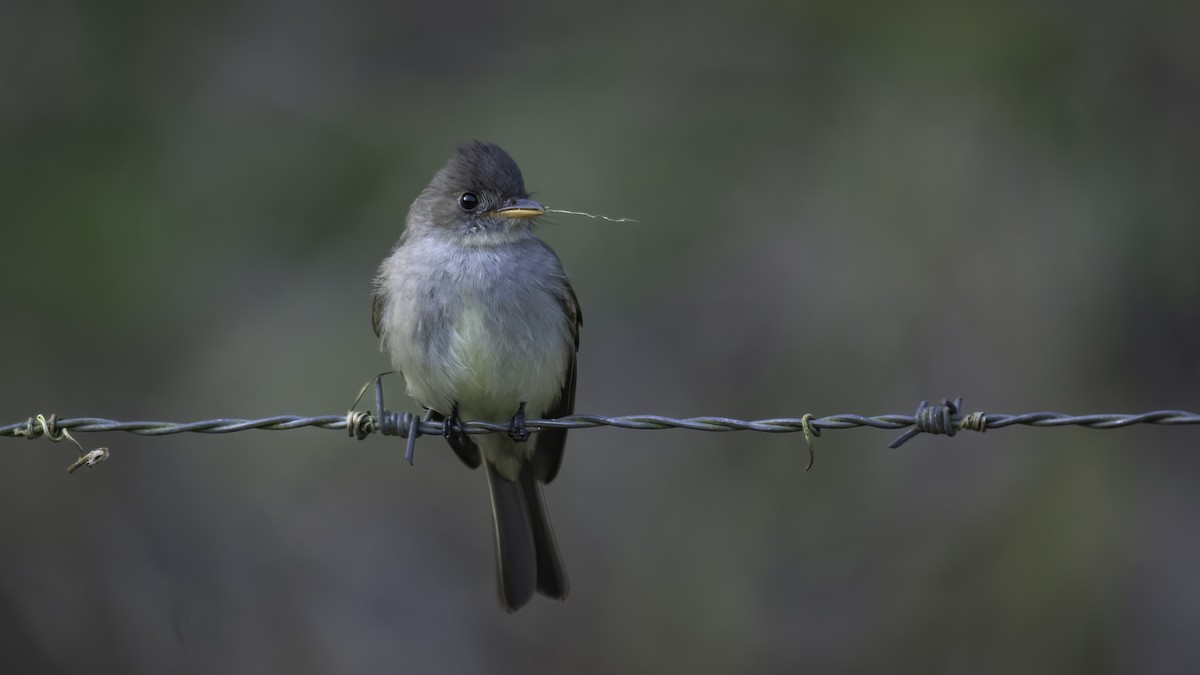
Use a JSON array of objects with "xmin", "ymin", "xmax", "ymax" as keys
[{"xmin": 403, "ymin": 300, "xmax": 568, "ymax": 422}]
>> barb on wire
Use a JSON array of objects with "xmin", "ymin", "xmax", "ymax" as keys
[
  {"xmin": 10, "ymin": 413, "xmax": 111, "ymax": 473},
  {"xmin": 4, "ymin": 396, "xmax": 1200, "ymax": 473},
  {"xmin": 4, "ymin": 407, "xmax": 1199, "ymax": 440}
]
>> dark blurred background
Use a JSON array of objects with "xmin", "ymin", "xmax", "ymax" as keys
[{"xmin": 2, "ymin": 0, "xmax": 1199, "ymax": 672}]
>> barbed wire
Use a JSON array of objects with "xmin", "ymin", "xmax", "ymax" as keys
[{"xmin": 4, "ymin": 397, "xmax": 1199, "ymax": 473}]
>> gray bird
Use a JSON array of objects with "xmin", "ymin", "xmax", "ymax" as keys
[{"xmin": 372, "ymin": 142, "xmax": 579, "ymax": 611}]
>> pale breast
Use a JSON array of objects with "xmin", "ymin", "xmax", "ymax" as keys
[
  {"xmin": 378, "ymin": 235, "xmax": 573, "ymax": 422},
  {"xmin": 446, "ymin": 291, "xmax": 570, "ymax": 420}
]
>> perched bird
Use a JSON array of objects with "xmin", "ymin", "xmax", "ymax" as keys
[{"xmin": 372, "ymin": 142, "xmax": 579, "ymax": 611}]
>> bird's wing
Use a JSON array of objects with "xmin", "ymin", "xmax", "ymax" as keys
[
  {"xmin": 371, "ymin": 290, "xmax": 384, "ymax": 338},
  {"xmin": 534, "ymin": 277, "xmax": 581, "ymax": 484}
]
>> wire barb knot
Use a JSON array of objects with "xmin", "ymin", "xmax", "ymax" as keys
[
  {"xmin": 371, "ymin": 410, "xmax": 422, "ymax": 465},
  {"xmin": 15, "ymin": 413, "xmax": 57, "ymax": 441},
  {"xmin": 373, "ymin": 410, "xmax": 414, "ymax": 438},
  {"xmin": 916, "ymin": 398, "xmax": 960, "ymax": 437},
  {"xmin": 959, "ymin": 411, "xmax": 988, "ymax": 434},
  {"xmin": 13, "ymin": 413, "xmax": 113, "ymax": 473},
  {"xmin": 345, "ymin": 410, "xmax": 375, "ymax": 440},
  {"xmin": 889, "ymin": 398, "xmax": 987, "ymax": 449}
]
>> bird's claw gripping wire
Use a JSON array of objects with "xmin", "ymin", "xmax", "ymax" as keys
[
  {"xmin": 507, "ymin": 403, "xmax": 530, "ymax": 443},
  {"xmin": 442, "ymin": 406, "xmax": 462, "ymax": 440}
]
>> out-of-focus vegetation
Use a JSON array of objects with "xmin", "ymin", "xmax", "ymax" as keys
[{"xmin": 2, "ymin": 1, "xmax": 1198, "ymax": 673}]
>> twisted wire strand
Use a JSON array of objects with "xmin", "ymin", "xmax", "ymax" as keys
[{"xmin": 3, "ymin": 409, "xmax": 1199, "ymax": 440}]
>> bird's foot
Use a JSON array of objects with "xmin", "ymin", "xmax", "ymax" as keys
[
  {"xmin": 507, "ymin": 403, "xmax": 530, "ymax": 443},
  {"xmin": 442, "ymin": 406, "xmax": 464, "ymax": 439}
]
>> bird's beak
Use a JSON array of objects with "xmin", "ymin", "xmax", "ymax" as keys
[{"xmin": 492, "ymin": 198, "xmax": 545, "ymax": 219}]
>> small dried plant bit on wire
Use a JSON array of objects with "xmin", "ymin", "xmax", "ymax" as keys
[{"xmin": 545, "ymin": 208, "xmax": 639, "ymax": 223}]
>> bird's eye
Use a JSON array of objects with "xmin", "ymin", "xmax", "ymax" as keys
[{"xmin": 458, "ymin": 192, "xmax": 480, "ymax": 211}]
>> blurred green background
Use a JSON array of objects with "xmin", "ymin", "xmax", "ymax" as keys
[{"xmin": 2, "ymin": 0, "xmax": 1199, "ymax": 672}]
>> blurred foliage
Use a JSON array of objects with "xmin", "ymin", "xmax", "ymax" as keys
[{"xmin": 2, "ymin": 0, "xmax": 1199, "ymax": 673}]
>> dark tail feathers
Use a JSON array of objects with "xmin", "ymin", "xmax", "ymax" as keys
[{"xmin": 484, "ymin": 461, "xmax": 569, "ymax": 611}]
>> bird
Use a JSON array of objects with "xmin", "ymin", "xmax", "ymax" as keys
[{"xmin": 372, "ymin": 141, "xmax": 579, "ymax": 611}]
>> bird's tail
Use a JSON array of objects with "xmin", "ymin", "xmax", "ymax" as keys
[{"xmin": 484, "ymin": 459, "xmax": 569, "ymax": 612}]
